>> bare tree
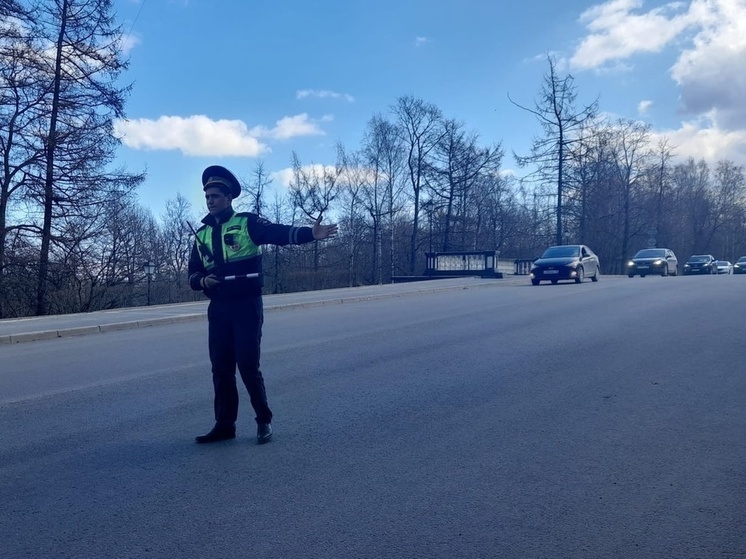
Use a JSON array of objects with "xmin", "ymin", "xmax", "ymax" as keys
[
  {"xmin": 160, "ymin": 193, "xmax": 194, "ymax": 301},
  {"xmin": 563, "ymin": 118, "xmax": 611, "ymax": 244},
  {"xmin": 237, "ymin": 160, "xmax": 272, "ymax": 215},
  {"xmin": 0, "ymin": 1, "xmax": 46, "ymax": 317},
  {"xmin": 650, "ymin": 138, "xmax": 676, "ymax": 246},
  {"xmin": 511, "ymin": 54, "xmax": 598, "ymax": 245},
  {"xmin": 710, "ymin": 160, "xmax": 745, "ymax": 257},
  {"xmin": 288, "ymin": 151, "xmax": 341, "ymax": 273},
  {"xmin": 672, "ymin": 158, "xmax": 712, "ymax": 254},
  {"xmin": 391, "ymin": 95, "xmax": 443, "ymax": 273},
  {"xmin": 264, "ymin": 190, "xmax": 294, "ymax": 294},
  {"xmin": 338, "ymin": 144, "xmax": 369, "ymax": 286},
  {"xmin": 608, "ymin": 119, "xmax": 652, "ymax": 264},
  {"xmin": 428, "ymin": 118, "xmax": 504, "ymax": 251},
  {"xmin": 361, "ymin": 114, "xmax": 405, "ymax": 283},
  {"xmin": 470, "ymin": 171, "xmax": 515, "ymax": 254},
  {"xmin": 20, "ymin": 0, "xmax": 144, "ymax": 314}
]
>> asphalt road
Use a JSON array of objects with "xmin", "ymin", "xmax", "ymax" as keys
[{"xmin": 1, "ymin": 274, "xmax": 744, "ymax": 558}]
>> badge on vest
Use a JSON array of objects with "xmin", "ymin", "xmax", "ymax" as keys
[{"xmin": 223, "ymin": 233, "xmax": 241, "ymax": 252}]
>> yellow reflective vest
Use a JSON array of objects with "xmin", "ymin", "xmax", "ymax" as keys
[
  {"xmin": 188, "ymin": 208, "xmax": 315, "ymax": 299},
  {"xmin": 194, "ymin": 213, "xmax": 261, "ymax": 272}
]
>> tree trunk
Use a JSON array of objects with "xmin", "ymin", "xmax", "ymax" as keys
[{"xmin": 36, "ymin": 0, "xmax": 68, "ymax": 315}]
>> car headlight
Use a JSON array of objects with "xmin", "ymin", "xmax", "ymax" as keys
[
  {"xmin": 627, "ymin": 261, "xmax": 634, "ymax": 267},
  {"xmin": 653, "ymin": 260, "xmax": 662, "ymax": 265}
]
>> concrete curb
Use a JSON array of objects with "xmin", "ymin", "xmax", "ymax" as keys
[
  {"xmin": 9, "ymin": 330, "xmax": 60, "ymax": 344},
  {"xmin": 3, "ymin": 278, "xmax": 512, "ymax": 344},
  {"xmin": 58, "ymin": 325, "xmax": 101, "ymax": 338},
  {"xmin": 5, "ymin": 314, "xmax": 211, "ymax": 344}
]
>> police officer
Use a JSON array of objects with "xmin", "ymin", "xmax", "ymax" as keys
[{"xmin": 189, "ymin": 165, "xmax": 338, "ymax": 444}]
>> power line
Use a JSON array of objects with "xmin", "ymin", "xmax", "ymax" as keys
[{"xmin": 125, "ymin": 0, "xmax": 147, "ymax": 39}]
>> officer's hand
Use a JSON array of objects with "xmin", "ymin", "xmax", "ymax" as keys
[
  {"xmin": 312, "ymin": 214, "xmax": 338, "ymax": 240},
  {"xmin": 202, "ymin": 274, "xmax": 221, "ymax": 289}
]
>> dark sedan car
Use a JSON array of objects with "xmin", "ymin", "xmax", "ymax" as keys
[
  {"xmin": 733, "ymin": 257, "xmax": 746, "ymax": 274},
  {"xmin": 682, "ymin": 254, "xmax": 717, "ymax": 275},
  {"xmin": 530, "ymin": 244, "xmax": 600, "ymax": 285},
  {"xmin": 626, "ymin": 248, "xmax": 678, "ymax": 277}
]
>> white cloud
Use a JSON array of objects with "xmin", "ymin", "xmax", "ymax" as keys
[
  {"xmin": 115, "ymin": 113, "xmax": 327, "ymax": 156},
  {"xmin": 269, "ymin": 168, "xmax": 295, "ymax": 188},
  {"xmin": 571, "ymin": 0, "xmax": 746, "ymax": 160},
  {"xmin": 571, "ymin": 0, "xmax": 693, "ymax": 70},
  {"xmin": 415, "ymin": 36, "xmax": 430, "ymax": 47},
  {"xmin": 114, "ymin": 115, "xmax": 267, "ymax": 156},
  {"xmin": 250, "ymin": 113, "xmax": 327, "ymax": 140},
  {"xmin": 670, "ymin": 0, "xmax": 746, "ymax": 127},
  {"xmin": 650, "ymin": 116, "xmax": 746, "ymax": 163},
  {"xmin": 119, "ymin": 33, "xmax": 140, "ymax": 55},
  {"xmin": 296, "ymin": 89, "xmax": 354, "ymax": 103},
  {"xmin": 270, "ymin": 164, "xmax": 340, "ymax": 188},
  {"xmin": 638, "ymin": 100, "xmax": 653, "ymax": 115}
]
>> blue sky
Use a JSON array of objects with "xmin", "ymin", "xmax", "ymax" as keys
[{"xmin": 113, "ymin": 0, "xmax": 746, "ymax": 219}]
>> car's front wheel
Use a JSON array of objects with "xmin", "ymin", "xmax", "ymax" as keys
[
  {"xmin": 531, "ymin": 278, "xmax": 540, "ymax": 286},
  {"xmin": 591, "ymin": 269, "xmax": 599, "ymax": 282},
  {"xmin": 628, "ymin": 274, "xmax": 634, "ymax": 278},
  {"xmin": 575, "ymin": 267, "xmax": 584, "ymax": 283},
  {"xmin": 661, "ymin": 265, "xmax": 668, "ymax": 277}
]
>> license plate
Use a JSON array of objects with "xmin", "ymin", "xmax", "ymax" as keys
[
  {"xmin": 544, "ymin": 270, "xmax": 559, "ymax": 274},
  {"xmin": 638, "ymin": 265, "xmax": 649, "ymax": 269}
]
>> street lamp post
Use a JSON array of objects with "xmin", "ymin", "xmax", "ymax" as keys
[{"xmin": 142, "ymin": 261, "xmax": 156, "ymax": 306}]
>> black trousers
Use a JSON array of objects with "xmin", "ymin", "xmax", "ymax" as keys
[{"xmin": 207, "ymin": 296, "xmax": 272, "ymax": 427}]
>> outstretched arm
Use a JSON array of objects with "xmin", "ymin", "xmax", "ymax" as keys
[{"xmin": 312, "ymin": 214, "xmax": 338, "ymax": 240}]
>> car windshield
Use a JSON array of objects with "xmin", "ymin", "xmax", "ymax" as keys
[
  {"xmin": 688, "ymin": 255, "xmax": 710, "ymax": 262},
  {"xmin": 634, "ymin": 249, "xmax": 665, "ymax": 258},
  {"xmin": 541, "ymin": 246, "xmax": 579, "ymax": 258},
  {"xmin": 737, "ymin": 257, "xmax": 746, "ymax": 263}
]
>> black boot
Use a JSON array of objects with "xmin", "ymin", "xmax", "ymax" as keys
[
  {"xmin": 195, "ymin": 424, "xmax": 236, "ymax": 444},
  {"xmin": 257, "ymin": 423, "xmax": 272, "ymax": 444}
]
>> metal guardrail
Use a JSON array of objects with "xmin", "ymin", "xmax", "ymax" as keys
[
  {"xmin": 424, "ymin": 251, "xmax": 502, "ymax": 278},
  {"xmin": 392, "ymin": 255, "xmax": 535, "ymax": 282},
  {"xmin": 514, "ymin": 259, "xmax": 535, "ymax": 275}
]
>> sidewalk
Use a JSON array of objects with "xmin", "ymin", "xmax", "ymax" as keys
[{"xmin": 0, "ymin": 276, "xmax": 521, "ymax": 344}]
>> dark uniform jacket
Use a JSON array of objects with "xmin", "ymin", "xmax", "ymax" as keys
[{"xmin": 188, "ymin": 208, "xmax": 315, "ymax": 299}]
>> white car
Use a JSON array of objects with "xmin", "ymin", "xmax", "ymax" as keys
[{"xmin": 716, "ymin": 260, "xmax": 732, "ymax": 274}]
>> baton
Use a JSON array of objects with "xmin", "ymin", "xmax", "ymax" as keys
[{"xmin": 221, "ymin": 273, "xmax": 260, "ymax": 281}]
